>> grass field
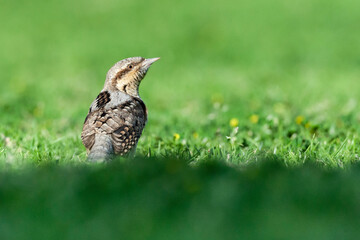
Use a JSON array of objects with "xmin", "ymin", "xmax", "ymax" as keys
[
  {"xmin": 1, "ymin": 0, "xmax": 360, "ymax": 239},
  {"xmin": 1, "ymin": 0, "xmax": 360, "ymax": 167}
]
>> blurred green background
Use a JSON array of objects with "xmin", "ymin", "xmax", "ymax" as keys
[
  {"xmin": 1, "ymin": 0, "xmax": 360, "ymax": 239},
  {"xmin": 1, "ymin": 0, "xmax": 360, "ymax": 165},
  {"xmin": 0, "ymin": 0, "xmax": 360, "ymax": 167}
]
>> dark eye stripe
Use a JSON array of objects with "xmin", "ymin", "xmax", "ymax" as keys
[
  {"xmin": 115, "ymin": 68, "xmax": 131, "ymax": 79},
  {"xmin": 114, "ymin": 61, "xmax": 142, "ymax": 79}
]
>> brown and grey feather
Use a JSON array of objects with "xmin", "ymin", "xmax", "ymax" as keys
[
  {"xmin": 81, "ymin": 96, "xmax": 147, "ymax": 156},
  {"xmin": 81, "ymin": 56, "xmax": 159, "ymax": 161}
]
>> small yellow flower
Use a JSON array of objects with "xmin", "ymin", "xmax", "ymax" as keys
[
  {"xmin": 230, "ymin": 118, "xmax": 239, "ymax": 127},
  {"xmin": 249, "ymin": 114, "xmax": 259, "ymax": 124},
  {"xmin": 192, "ymin": 132, "xmax": 199, "ymax": 139},
  {"xmin": 304, "ymin": 122, "xmax": 311, "ymax": 129},
  {"xmin": 295, "ymin": 115, "xmax": 304, "ymax": 125},
  {"xmin": 173, "ymin": 133, "xmax": 180, "ymax": 140}
]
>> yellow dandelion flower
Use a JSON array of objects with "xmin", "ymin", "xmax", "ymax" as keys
[
  {"xmin": 250, "ymin": 114, "xmax": 259, "ymax": 124},
  {"xmin": 230, "ymin": 118, "xmax": 239, "ymax": 127},
  {"xmin": 304, "ymin": 122, "xmax": 311, "ymax": 129},
  {"xmin": 295, "ymin": 115, "xmax": 304, "ymax": 125},
  {"xmin": 192, "ymin": 132, "xmax": 199, "ymax": 139},
  {"xmin": 173, "ymin": 133, "xmax": 180, "ymax": 140}
]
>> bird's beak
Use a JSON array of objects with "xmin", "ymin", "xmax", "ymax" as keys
[{"xmin": 142, "ymin": 57, "xmax": 160, "ymax": 69}]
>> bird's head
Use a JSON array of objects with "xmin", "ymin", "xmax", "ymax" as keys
[{"xmin": 104, "ymin": 57, "xmax": 160, "ymax": 97}]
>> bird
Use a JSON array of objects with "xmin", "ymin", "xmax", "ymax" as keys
[{"xmin": 81, "ymin": 57, "xmax": 159, "ymax": 161}]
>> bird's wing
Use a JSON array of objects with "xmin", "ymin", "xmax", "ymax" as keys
[
  {"xmin": 110, "ymin": 97, "xmax": 147, "ymax": 155},
  {"xmin": 81, "ymin": 91, "xmax": 147, "ymax": 155},
  {"xmin": 81, "ymin": 111, "xmax": 97, "ymax": 151}
]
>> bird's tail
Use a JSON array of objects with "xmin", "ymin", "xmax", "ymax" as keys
[{"xmin": 87, "ymin": 135, "xmax": 114, "ymax": 162}]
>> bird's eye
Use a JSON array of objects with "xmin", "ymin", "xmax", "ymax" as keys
[{"xmin": 128, "ymin": 65, "xmax": 133, "ymax": 69}]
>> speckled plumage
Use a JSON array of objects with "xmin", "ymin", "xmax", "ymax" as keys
[{"xmin": 81, "ymin": 57, "xmax": 159, "ymax": 161}]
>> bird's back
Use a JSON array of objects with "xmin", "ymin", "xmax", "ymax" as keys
[{"xmin": 81, "ymin": 90, "xmax": 147, "ymax": 160}]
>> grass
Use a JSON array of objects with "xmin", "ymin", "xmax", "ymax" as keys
[
  {"xmin": 1, "ymin": 0, "xmax": 360, "ymax": 238},
  {"xmin": 1, "ymin": 0, "xmax": 360, "ymax": 167}
]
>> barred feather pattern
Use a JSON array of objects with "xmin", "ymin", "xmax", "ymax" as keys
[{"xmin": 81, "ymin": 90, "xmax": 147, "ymax": 161}]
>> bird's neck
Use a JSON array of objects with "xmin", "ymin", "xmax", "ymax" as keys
[
  {"xmin": 122, "ymin": 82, "xmax": 140, "ymax": 98},
  {"xmin": 105, "ymin": 80, "xmax": 141, "ymax": 98}
]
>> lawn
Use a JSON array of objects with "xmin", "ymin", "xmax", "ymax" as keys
[
  {"xmin": 1, "ymin": 0, "xmax": 360, "ymax": 238},
  {"xmin": 1, "ymin": 0, "xmax": 360, "ymax": 167}
]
